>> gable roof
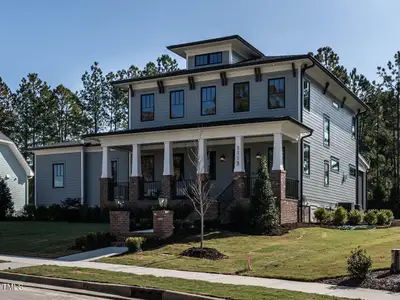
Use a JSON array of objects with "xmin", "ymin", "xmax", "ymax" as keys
[{"xmin": 0, "ymin": 132, "xmax": 34, "ymax": 177}]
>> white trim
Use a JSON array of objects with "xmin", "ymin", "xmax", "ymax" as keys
[
  {"xmin": 101, "ymin": 146, "xmax": 111, "ymax": 178},
  {"xmin": 272, "ymin": 133, "xmax": 284, "ymax": 171},
  {"xmin": 80, "ymin": 148, "xmax": 84, "ymax": 204},
  {"xmin": 358, "ymin": 154, "xmax": 370, "ymax": 170},
  {"xmin": 100, "ymin": 120, "xmax": 309, "ymax": 147},
  {"xmin": 33, "ymin": 146, "xmax": 101, "ymax": 155},
  {"xmin": 184, "ymin": 44, "xmax": 232, "ymax": 57},
  {"xmin": 131, "ymin": 144, "xmax": 142, "ymax": 177},
  {"xmin": 163, "ymin": 141, "xmax": 174, "ymax": 176},
  {"xmin": 0, "ymin": 140, "xmax": 34, "ymax": 177},
  {"xmin": 197, "ymin": 139, "xmax": 208, "ymax": 174},
  {"xmin": 233, "ymin": 136, "xmax": 245, "ymax": 172}
]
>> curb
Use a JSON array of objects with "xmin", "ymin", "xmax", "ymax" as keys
[{"xmin": 0, "ymin": 271, "xmax": 221, "ymax": 300}]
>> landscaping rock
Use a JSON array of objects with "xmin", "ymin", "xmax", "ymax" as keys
[{"xmin": 180, "ymin": 247, "xmax": 226, "ymax": 260}]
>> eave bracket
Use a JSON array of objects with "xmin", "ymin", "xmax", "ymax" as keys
[
  {"xmin": 220, "ymin": 72, "xmax": 228, "ymax": 86},
  {"xmin": 157, "ymin": 80, "xmax": 165, "ymax": 94}
]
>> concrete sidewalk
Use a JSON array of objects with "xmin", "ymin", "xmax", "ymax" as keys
[
  {"xmin": 0, "ymin": 254, "xmax": 399, "ymax": 300},
  {"xmin": 56, "ymin": 247, "xmax": 128, "ymax": 262}
]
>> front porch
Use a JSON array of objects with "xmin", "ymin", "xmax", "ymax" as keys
[{"xmin": 93, "ymin": 118, "xmax": 310, "ymax": 223}]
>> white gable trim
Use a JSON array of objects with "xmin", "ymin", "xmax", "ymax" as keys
[{"xmin": 0, "ymin": 139, "xmax": 34, "ymax": 177}]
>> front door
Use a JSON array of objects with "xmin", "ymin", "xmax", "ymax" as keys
[{"xmin": 244, "ymin": 148, "xmax": 251, "ymax": 177}]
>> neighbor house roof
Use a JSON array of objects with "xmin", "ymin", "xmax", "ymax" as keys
[
  {"xmin": 0, "ymin": 132, "xmax": 34, "ymax": 177},
  {"xmin": 27, "ymin": 140, "xmax": 100, "ymax": 151}
]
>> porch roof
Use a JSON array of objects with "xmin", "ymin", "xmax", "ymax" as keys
[{"xmin": 83, "ymin": 116, "xmax": 312, "ymax": 138}]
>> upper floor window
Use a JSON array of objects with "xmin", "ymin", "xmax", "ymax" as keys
[
  {"xmin": 53, "ymin": 163, "xmax": 64, "ymax": 188},
  {"xmin": 324, "ymin": 160, "xmax": 329, "ymax": 186},
  {"xmin": 303, "ymin": 143, "xmax": 310, "ymax": 175},
  {"xmin": 201, "ymin": 86, "xmax": 216, "ymax": 115},
  {"xmin": 349, "ymin": 164, "xmax": 356, "ymax": 177},
  {"xmin": 352, "ymin": 117, "xmax": 356, "ymax": 139},
  {"xmin": 141, "ymin": 94, "xmax": 154, "ymax": 122},
  {"xmin": 303, "ymin": 80, "xmax": 310, "ymax": 111},
  {"xmin": 195, "ymin": 52, "xmax": 222, "ymax": 66},
  {"xmin": 234, "ymin": 82, "xmax": 250, "ymax": 112},
  {"xmin": 323, "ymin": 115, "xmax": 330, "ymax": 147},
  {"xmin": 170, "ymin": 90, "xmax": 184, "ymax": 119},
  {"xmin": 268, "ymin": 78, "xmax": 285, "ymax": 109},
  {"xmin": 330, "ymin": 156, "xmax": 339, "ymax": 173}
]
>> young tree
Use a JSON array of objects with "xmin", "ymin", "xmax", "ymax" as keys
[
  {"xmin": 0, "ymin": 177, "xmax": 14, "ymax": 220},
  {"xmin": 183, "ymin": 139, "xmax": 216, "ymax": 249},
  {"xmin": 250, "ymin": 156, "xmax": 279, "ymax": 232}
]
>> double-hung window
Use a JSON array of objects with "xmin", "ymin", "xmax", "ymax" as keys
[
  {"xmin": 303, "ymin": 80, "xmax": 310, "ymax": 111},
  {"xmin": 324, "ymin": 160, "xmax": 329, "ymax": 186},
  {"xmin": 195, "ymin": 52, "xmax": 222, "ymax": 66},
  {"xmin": 141, "ymin": 94, "xmax": 155, "ymax": 121},
  {"xmin": 170, "ymin": 90, "xmax": 184, "ymax": 119},
  {"xmin": 53, "ymin": 163, "xmax": 64, "ymax": 188},
  {"xmin": 323, "ymin": 115, "xmax": 330, "ymax": 147},
  {"xmin": 303, "ymin": 143, "xmax": 310, "ymax": 175},
  {"xmin": 201, "ymin": 86, "xmax": 216, "ymax": 115},
  {"xmin": 268, "ymin": 78, "xmax": 285, "ymax": 109},
  {"xmin": 234, "ymin": 82, "xmax": 250, "ymax": 112},
  {"xmin": 330, "ymin": 157, "xmax": 339, "ymax": 173}
]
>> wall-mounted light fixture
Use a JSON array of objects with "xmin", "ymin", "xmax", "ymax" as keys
[
  {"xmin": 220, "ymin": 154, "xmax": 226, "ymax": 162},
  {"xmin": 256, "ymin": 152, "xmax": 262, "ymax": 159},
  {"xmin": 4, "ymin": 174, "xmax": 10, "ymax": 180}
]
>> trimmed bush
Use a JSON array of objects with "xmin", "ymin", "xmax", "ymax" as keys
[
  {"xmin": 75, "ymin": 232, "xmax": 116, "ymax": 251},
  {"xmin": 314, "ymin": 207, "xmax": 329, "ymax": 223},
  {"xmin": 376, "ymin": 210, "xmax": 389, "ymax": 226},
  {"xmin": 347, "ymin": 246, "xmax": 372, "ymax": 280},
  {"xmin": 348, "ymin": 210, "xmax": 363, "ymax": 225},
  {"xmin": 383, "ymin": 209, "xmax": 394, "ymax": 225},
  {"xmin": 364, "ymin": 210, "xmax": 377, "ymax": 225},
  {"xmin": 333, "ymin": 206, "xmax": 348, "ymax": 226},
  {"xmin": 23, "ymin": 204, "xmax": 36, "ymax": 220},
  {"xmin": 126, "ymin": 237, "xmax": 145, "ymax": 253}
]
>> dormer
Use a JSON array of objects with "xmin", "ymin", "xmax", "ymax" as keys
[{"xmin": 167, "ymin": 35, "xmax": 264, "ymax": 70}]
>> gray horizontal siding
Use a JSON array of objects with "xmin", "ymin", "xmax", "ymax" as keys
[
  {"xmin": 36, "ymin": 152, "xmax": 81, "ymax": 206},
  {"xmin": 187, "ymin": 50, "xmax": 230, "ymax": 70},
  {"xmin": 302, "ymin": 76, "xmax": 356, "ymax": 207},
  {"xmin": 130, "ymin": 70, "xmax": 298, "ymax": 129},
  {"xmin": 0, "ymin": 145, "xmax": 27, "ymax": 212}
]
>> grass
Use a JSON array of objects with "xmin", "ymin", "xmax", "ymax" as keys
[
  {"xmin": 100, "ymin": 227, "xmax": 400, "ymax": 280},
  {"xmin": 0, "ymin": 221, "xmax": 108, "ymax": 258},
  {"xmin": 8, "ymin": 265, "xmax": 352, "ymax": 300}
]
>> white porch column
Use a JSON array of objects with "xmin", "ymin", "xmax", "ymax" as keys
[
  {"xmin": 163, "ymin": 141, "xmax": 174, "ymax": 176},
  {"xmin": 233, "ymin": 136, "xmax": 245, "ymax": 173},
  {"xmin": 131, "ymin": 144, "xmax": 142, "ymax": 177},
  {"xmin": 272, "ymin": 133, "xmax": 284, "ymax": 171},
  {"xmin": 101, "ymin": 146, "xmax": 111, "ymax": 178},
  {"xmin": 197, "ymin": 138, "xmax": 208, "ymax": 174}
]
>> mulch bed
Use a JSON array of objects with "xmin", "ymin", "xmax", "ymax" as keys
[
  {"xmin": 180, "ymin": 247, "xmax": 226, "ymax": 260},
  {"xmin": 321, "ymin": 270, "xmax": 400, "ymax": 292}
]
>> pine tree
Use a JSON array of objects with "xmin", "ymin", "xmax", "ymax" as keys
[
  {"xmin": 0, "ymin": 178, "xmax": 14, "ymax": 220},
  {"xmin": 250, "ymin": 156, "xmax": 279, "ymax": 232}
]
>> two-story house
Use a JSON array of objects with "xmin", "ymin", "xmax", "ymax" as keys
[{"xmin": 30, "ymin": 35, "xmax": 370, "ymax": 223}]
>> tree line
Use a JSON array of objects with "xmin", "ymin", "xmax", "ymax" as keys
[{"xmin": 0, "ymin": 47, "xmax": 400, "ymax": 209}]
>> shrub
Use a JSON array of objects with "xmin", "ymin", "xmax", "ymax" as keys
[
  {"xmin": 0, "ymin": 178, "xmax": 14, "ymax": 220},
  {"xmin": 204, "ymin": 219, "xmax": 221, "ymax": 230},
  {"xmin": 139, "ymin": 218, "xmax": 152, "ymax": 229},
  {"xmin": 383, "ymin": 209, "xmax": 394, "ymax": 225},
  {"xmin": 348, "ymin": 210, "xmax": 363, "ymax": 225},
  {"xmin": 364, "ymin": 210, "xmax": 377, "ymax": 225},
  {"xmin": 333, "ymin": 206, "xmax": 348, "ymax": 226},
  {"xmin": 75, "ymin": 232, "xmax": 115, "ymax": 251},
  {"xmin": 376, "ymin": 210, "xmax": 389, "ymax": 226},
  {"xmin": 314, "ymin": 207, "xmax": 329, "ymax": 223},
  {"xmin": 249, "ymin": 156, "xmax": 279, "ymax": 233},
  {"xmin": 172, "ymin": 203, "xmax": 194, "ymax": 220},
  {"xmin": 126, "ymin": 237, "xmax": 145, "ymax": 253},
  {"xmin": 182, "ymin": 220, "xmax": 193, "ymax": 229},
  {"xmin": 35, "ymin": 206, "xmax": 49, "ymax": 221},
  {"xmin": 61, "ymin": 197, "xmax": 82, "ymax": 208},
  {"xmin": 23, "ymin": 204, "xmax": 36, "ymax": 220},
  {"xmin": 347, "ymin": 246, "xmax": 372, "ymax": 280}
]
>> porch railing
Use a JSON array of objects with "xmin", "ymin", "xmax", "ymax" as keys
[
  {"xmin": 286, "ymin": 177, "xmax": 299, "ymax": 199},
  {"xmin": 114, "ymin": 182, "xmax": 129, "ymax": 202},
  {"xmin": 175, "ymin": 180, "xmax": 192, "ymax": 199},
  {"xmin": 141, "ymin": 181, "xmax": 162, "ymax": 200}
]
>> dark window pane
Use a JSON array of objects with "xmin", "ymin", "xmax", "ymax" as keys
[
  {"xmin": 268, "ymin": 78, "xmax": 285, "ymax": 109},
  {"xmin": 331, "ymin": 157, "xmax": 339, "ymax": 172},
  {"xmin": 141, "ymin": 94, "xmax": 154, "ymax": 121},
  {"xmin": 53, "ymin": 163, "xmax": 64, "ymax": 188},
  {"xmin": 303, "ymin": 143, "xmax": 310, "ymax": 175},
  {"xmin": 141, "ymin": 156, "xmax": 154, "ymax": 182},
  {"xmin": 352, "ymin": 117, "xmax": 356, "ymax": 138},
  {"xmin": 234, "ymin": 82, "xmax": 250, "ymax": 112},
  {"xmin": 201, "ymin": 86, "xmax": 216, "ymax": 115},
  {"xmin": 173, "ymin": 154, "xmax": 184, "ymax": 181},
  {"xmin": 324, "ymin": 161, "xmax": 329, "ymax": 186},
  {"xmin": 324, "ymin": 116, "xmax": 330, "ymax": 146},
  {"xmin": 349, "ymin": 165, "xmax": 356, "ymax": 177},
  {"xmin": 170, "ymin": 90, "xmax": 184, "ymax": 119},
  {"xmin": 303, "ymin": 80, "xmax": 310, "ymax": 111}
]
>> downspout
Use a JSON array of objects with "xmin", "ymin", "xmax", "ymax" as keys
[{"xmin": 299, "ymin": 60, "xmax": 315, "ymax": 222}]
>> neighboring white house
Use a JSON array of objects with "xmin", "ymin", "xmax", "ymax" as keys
[{"xmin": 0, "ymin": 132, "xmax": 34, "ymax": 212}]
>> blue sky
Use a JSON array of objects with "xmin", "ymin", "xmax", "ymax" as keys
[{"xmin": 1, "ymin": 0, "xmax": 399, "ymax": 92}]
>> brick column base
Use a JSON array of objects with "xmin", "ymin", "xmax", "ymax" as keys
[
  {"xmin": 100, "ymin": 178, "xmax": 114, "ymax": 208},
  {"xmin": 153, "ymin": 210, "xmax": 174, "ymax": 239},
  {"xmin": 162, "ymin": 175, "xmax": 175, "ymax": 200},
  {"xmin": 129, "ymin": 176, "xmax": 142, "ymax": 203},
  {"xmin": 232, "ymin": 172, "xmax": 247, "ymax": 200},
  {"xmin": 109, "ymin": 211, "xmax": 130, "ymax": 234}
]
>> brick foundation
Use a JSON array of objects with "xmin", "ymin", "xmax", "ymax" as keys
[
  {"xmin": 153, "ymin": 210, "xmax": 174, "ymax": 239},
  {"xmin": 129, "ymin": 176, "xmax": 142, "ymax": 202},
  {"xmin": 232, "ymin": 172, "xmax": 247, "ymax": 200},
  {"xmin": 109, "ymin": 211, "xmax": 130, "ymax": 234},
  {"xmin": 100, "ymin": 178, "xmax": 114, "ymax": 208},
  {"xmin": 162, "ymin": 175, "xmax": 175, "ymax": 199}
]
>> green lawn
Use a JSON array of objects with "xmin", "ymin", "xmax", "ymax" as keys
[
  {"xmin": 100, "ymin": 227, "xmax": 400, "ymax": 280},
  {"xmin": 0, "ymin": 222, "xmax": 108, "ymax": 258},
  {"xmin": 9, "ymin": 265, "xmax": 352, "ymax": 300}
]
